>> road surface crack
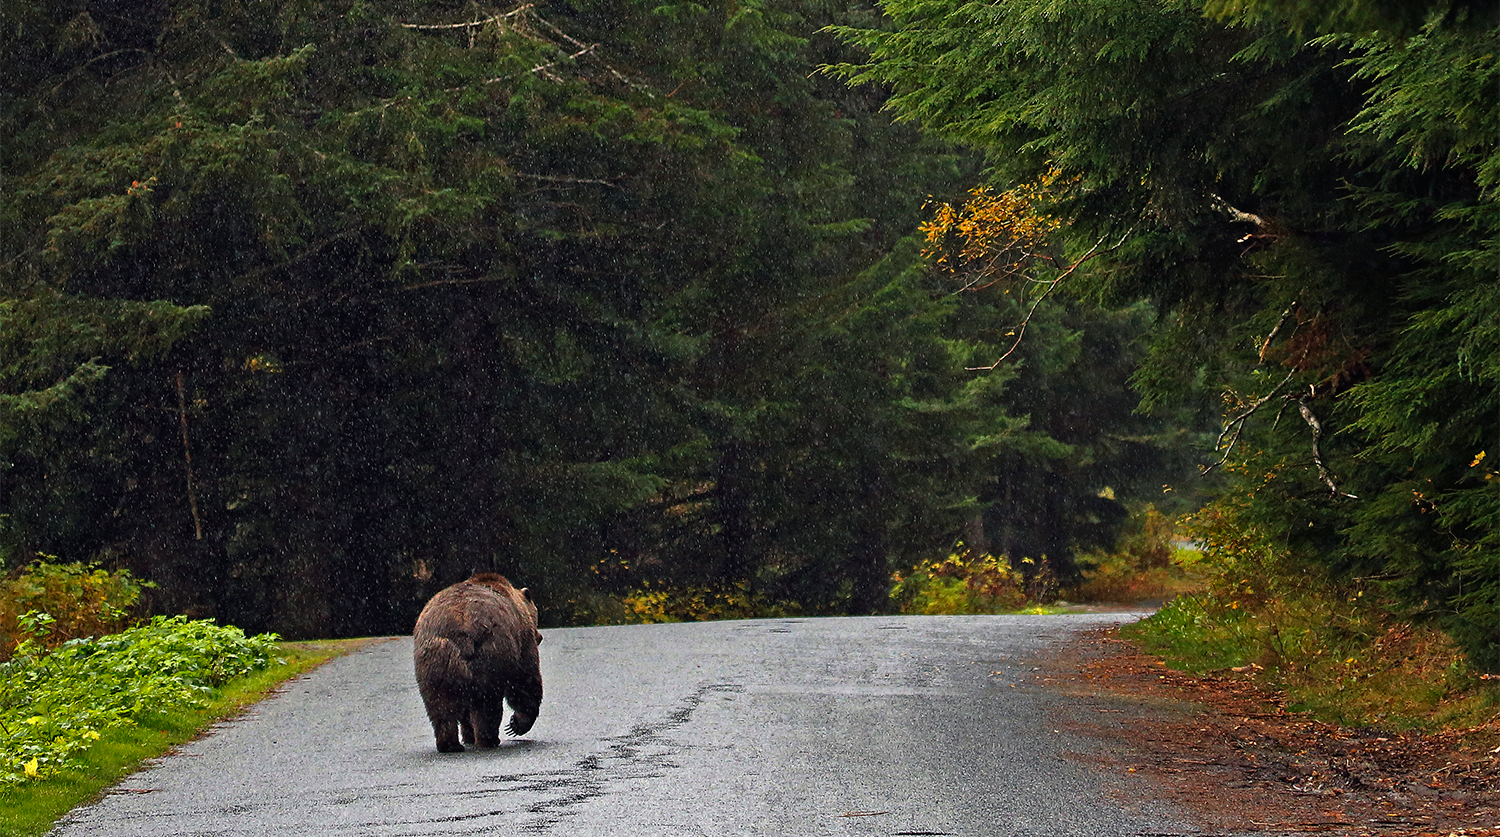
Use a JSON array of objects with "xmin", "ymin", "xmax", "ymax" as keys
[{"xmin": 513, "ymin": 682, "xmax": 743, "ymax": 834}]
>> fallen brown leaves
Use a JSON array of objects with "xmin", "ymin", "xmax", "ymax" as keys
[{"xmin": 1045, "ymin": 628, "xmax": 1500, "ymax": 837}]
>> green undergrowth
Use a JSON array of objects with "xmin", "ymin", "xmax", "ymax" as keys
[
  {"xmin": 0, "ymin": 561, "xmax": 151, "ymax": 662},
  {"xmin": 1126, "ymin": 587, "xmax": 1500, "ymax": 737},
  {"xmin": 1068, "ymin": 506, "xmax": 1212, "ymax": 604},
  {"xmin": 1121, "ymin": 495, "xmax": 1499, "ymax": 737},
  {"xmin": 1, "ymin": 616, "xmax": 280, "ymax": 783},
  {"xmin": 891, "ymin": 549, "xmax": 1032, "ymax": 614},
  {"xmin": 593, "ymin": 582, "xmax": 801, "ymax": 624},
  {"xmin": 893, "ymin": 506, "xmax": 1212, "ymax": 616},
  {"xmin": 0, "ymin": 638, "xmax": 368, "ymax": 837},
  {"xmin": 608, "ymin": 508, "xmax": 1210, "ymax": 623}
]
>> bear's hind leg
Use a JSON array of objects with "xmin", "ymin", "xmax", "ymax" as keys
[
  {"xmin": 431, "ymin": 715, "xmax": 464, "ymax": 753},
  {"xmin": 469, "ymin": 706, "xmax": 502, "ymax": 748},
  {"xmin": 420, "ymin": 691, "xmax": 466, "ymax": 753},
  {"xmin": 459, "ymin": 713, "xmax": 477, "ymax": 747}
]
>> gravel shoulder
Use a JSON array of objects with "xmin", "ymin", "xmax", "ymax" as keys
[{"xmin": 1045, "ymin": 629, "xmax": 1500, "ymax": 837}]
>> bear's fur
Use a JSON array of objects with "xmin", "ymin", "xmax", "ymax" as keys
[{"xmin": 412, "ymin": 573, "xmax": 543, "ymax": 752}]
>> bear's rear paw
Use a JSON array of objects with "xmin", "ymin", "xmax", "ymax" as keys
[{"xmin": 436, "ymin": 740, "xmax": 465, "ymax": 753}]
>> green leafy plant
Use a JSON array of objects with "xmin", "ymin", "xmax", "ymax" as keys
[
  {"xmin": 1126, "ymin": 492, "xmax": 1500, "ymax": 731},
  {"xmin": 0, "ymin": 615, "xmax": 278, "ymax": 783},
  {"xmin": 0, "ymin": 638, "xmax": 363, "ymax": 837},
  {"xmin": 1069, "ymin": 506, "xmax": 1210, "ymax": 603}
]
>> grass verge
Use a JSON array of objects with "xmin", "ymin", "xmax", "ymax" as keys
[{"xmin": 0, "ymin": 638, "xmax": 382, "ymax": 837}]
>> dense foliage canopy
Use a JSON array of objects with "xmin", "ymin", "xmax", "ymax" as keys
[
  {"xmin": 831, "ymin": 0, "xmax": 1498, "ymax": 666},
  {"xmin": 1, "ymin": 1, "xmax": 1198, "ymax": 635}
]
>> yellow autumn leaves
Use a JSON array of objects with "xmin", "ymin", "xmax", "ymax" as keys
[{"xmin": 918, "ymin": 169, "xmax": 1073, "ymax": 289}]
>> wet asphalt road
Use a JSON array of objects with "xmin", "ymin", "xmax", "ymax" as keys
[{"xmin": 49, "ymin": 614, "xmax": 1206, "ymax": 837}]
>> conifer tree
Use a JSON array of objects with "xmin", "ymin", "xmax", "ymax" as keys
[{"xmin": 832, "ymin": 0, "xmax": 1498, "ymax": 665}]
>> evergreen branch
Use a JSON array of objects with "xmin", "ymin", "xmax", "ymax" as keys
[
  {"xmin": 966, "ymin": 229, "xmax": 1132, "ymax": 371},
  {"xmin": 230, "ymin": 229, "xmax": 363, "ymax": 287}
]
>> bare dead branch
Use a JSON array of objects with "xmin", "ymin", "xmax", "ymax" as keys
[
  {"xmin": 1259, "ymin": 301, "xmax": 1298, "ymax": 362},
  {"xmin": 511, "ymin": 172, "xmax": 617, "ymax": 188},
  {"xmin": 966, "ymin": 228, "xmax": 1133, "ymax": 371},
  {"xmin": 953, "ymin": 244, "xmax": 1053, "ymax": 293},
  {"xmin": 175, "ymin": 371, "xmax": 203, "ymax": 541},
  {"xmin": 398, "ymin": 5, "xmax": 534, "ymax": 29},
  {"xmin": 523, "ymin": 43, "xmax": 599, "ymax": 79},
  {"xmin": 231, "ymin": 229, "xmax": 363, "ymax": 286},
  {"xmin": 401, "ymin": 275, "xmax": 511, "ymax": 291},
  {"xmin": 399, "ymin": 4, "xmax": 628, "ymax": 90},
  {"xmin": 527, "ymin": 10, "xmax": 641, "ymax": 91},
  {"xmin": 1212, "ymin": 194, "xmax": 1268, "ymax": 228},
  {"xmin": 1201, "ymin": 367, "xmax": 1297, "ymax": 476},
  {"xmin": 1297, "ymin": 398, "xmax": 1358, "ymax": 499},
  {"xmin": 47, "ymin": 48, "xmax": 149, "ymax": 96}
]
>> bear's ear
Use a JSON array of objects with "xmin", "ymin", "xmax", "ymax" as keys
[{"xmin": 519, "ymin": 587, "xmax": 531, "ymax": 600}]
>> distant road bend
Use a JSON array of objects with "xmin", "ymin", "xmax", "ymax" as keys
[{"xmin": 51, "ymin": 614, "xmax": 1220, "ymax": 837}]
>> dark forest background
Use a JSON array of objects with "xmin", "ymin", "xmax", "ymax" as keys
[{"xmin": 1, "ymin": 0, "xmax": 1493, "ymax": 668}]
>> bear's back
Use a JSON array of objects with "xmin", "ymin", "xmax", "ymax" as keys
[{"xmin": 413, "ymin": 577, "xmax": 535, "ymax": 665}]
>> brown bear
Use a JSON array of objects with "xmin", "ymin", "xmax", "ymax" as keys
[{"xmin": 412, "ymin": 573, "xmax": 543, "ymax": 752}]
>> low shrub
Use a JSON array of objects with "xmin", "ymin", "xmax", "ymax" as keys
[
  {"xmin": 1068, "ymin": 505, "xmax": 1209, "ymax": 604},
  {"xmin": 0, "ymin": 561, "xmax": 151, "ymax": 660},
  {"xmin": 1124, "ymin": 495, "xmax": 1500, "ymax": 731},
  {"xmin": 890, "ymin": 549, "xmax": 1030, "ymax": 615},
  {"xmin": 0, "ymin": 639, "xmax": 359, "ymax": 837},
  {"xmin": 620, "ymin": 582, "xmax": 799, "ymax": 623}
]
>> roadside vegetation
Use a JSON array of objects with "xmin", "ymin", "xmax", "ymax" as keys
[
  {"xmin": 1124, "ymin": 504, "xmax": 1500, "ymax": 739},
  {"xmin": 833, "ymin": 0, "xmax": 1497, "ymax": 678},
  {"xmin": 823, "ymin": 0, "xmax": 1499, "ymax": 745},
  {"xmin": 617, "ymin": 502, "xmax": 1211, "ymax": 621},
  {"xmin": 0, "ymin": 562, "xmax": 364, "ymax": 837}
]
